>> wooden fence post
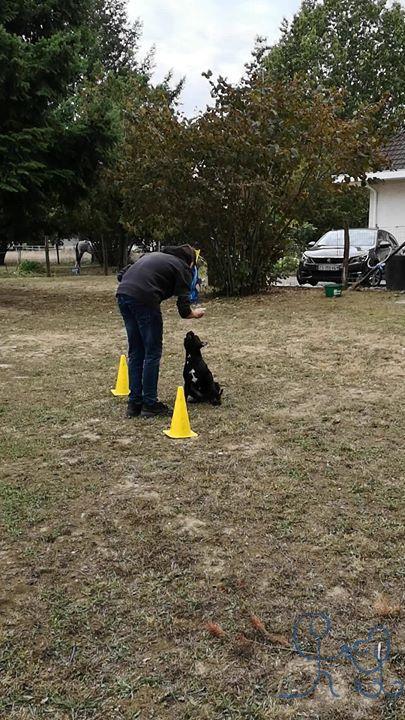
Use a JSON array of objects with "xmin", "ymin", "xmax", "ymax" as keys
[
  {"xmin": 56, "ymin": 242, "xmax": 60, "ymax": 265},
  {"xmin": 44, "ymin": 236, "xmax": 51, "ymax": 277},
  {"xmin": 342, "ymin": 222, "xmax": 350, "ymax": 289}
]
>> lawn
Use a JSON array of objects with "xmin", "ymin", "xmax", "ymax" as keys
[{"xmin": 0, "ymin": 275, "xmax": 404, "ymax": 720}]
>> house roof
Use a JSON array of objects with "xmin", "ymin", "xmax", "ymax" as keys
[
  {"xmin": 364, "ymin": 129, "xmax": 405, "ymax": 181},
  {"xmin": 339, "ymin": 130, "xmax": 405, "ymax": 183},
  {"xmin": 385, "ymin": 130, "xmax": 405, "ymax": 170}
]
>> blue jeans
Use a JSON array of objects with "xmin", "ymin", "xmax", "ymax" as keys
[{"xmin": 117, "ymin": 294, "xmax": 163, "ymax": 405}]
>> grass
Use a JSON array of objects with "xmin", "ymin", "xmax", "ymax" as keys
[
  {"xmin": 0, "ymin": 275, "xmax": 404, "ymax": 719},
  {"xmin": 15, "ymin": 260, "xmax": 45, "ymax": 276}
]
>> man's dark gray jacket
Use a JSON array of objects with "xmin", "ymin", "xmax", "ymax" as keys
[{"xmin": 116, "ymin": 249, "xmax": 192, "ymax": 318}]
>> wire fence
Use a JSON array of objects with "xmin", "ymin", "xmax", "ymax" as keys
[{"xmin": 5, "ymin": 244, "xmax": 77, "ymax": 267}]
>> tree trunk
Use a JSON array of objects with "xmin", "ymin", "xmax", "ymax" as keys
[
  {"xmin": 102, "ymin": 235, "xmax": 109, "ymax": 276},
  {"xmin": 342, "ymin": 222, "xmax": 350, "ymax": 289},
  {"xmin": 118, "ymin": 236, "xmax": 128, "ymax": 269},
  {"xmin": 0, "ymin": 241, "xmax": 8, "ymax": 266},
  {"xmin": 44, "ymin": 236, "xmax": 51, "ymax": 277}
]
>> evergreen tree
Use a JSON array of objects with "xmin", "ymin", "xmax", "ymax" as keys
[{"xmin": 0, "ymin": 1, "xmax": 125, "ymax": 265}]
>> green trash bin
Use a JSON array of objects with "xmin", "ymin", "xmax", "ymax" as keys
[{"xmin": 325, "ymin": 283, "xmax": 342, "ymax": 298}]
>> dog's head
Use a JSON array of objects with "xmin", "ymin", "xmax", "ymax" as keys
[{"xmin": 184, "ymin": 331, "xmax": 207, "ymax": 353}]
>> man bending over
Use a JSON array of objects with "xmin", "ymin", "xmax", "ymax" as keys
[{"xmin": 116, "ymin": 245, "xmax": 204, "ymax": 418}]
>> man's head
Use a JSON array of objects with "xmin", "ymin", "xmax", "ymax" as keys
[{"xmin": 162, "ymin": 244, "xmax": 197, "ymax": 267}]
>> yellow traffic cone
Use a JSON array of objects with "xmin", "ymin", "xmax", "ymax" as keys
[
  {"xmin": 111, "ymin": 354, "xmax": 130, "ymax": 397},
  {"xmin": 164, "ymin": 387, "xmax": 198, "ymax": 439}
]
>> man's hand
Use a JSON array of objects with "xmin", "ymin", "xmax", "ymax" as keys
[{"xmin": 188, "ymin": 307, "xmax": 205, "ymax": 319}]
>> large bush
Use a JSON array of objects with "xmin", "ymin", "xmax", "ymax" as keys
[
  {"xmin": 191, "ymin": 51, "xmax": 388, "ymax": 295},
  {"xmin": 117, "ymin": 47, "xmax": 389, "ymax": 296}
]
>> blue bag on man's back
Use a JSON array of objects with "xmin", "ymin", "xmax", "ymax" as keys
[{"xmin": 190, "ymin": 266, "xmax": 201, "ymax": 303}]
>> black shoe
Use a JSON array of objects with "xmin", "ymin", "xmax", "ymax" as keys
[
  {"xmin": 127, "ymin": 401, "xmax": 142, "ymax": 418},
  {"xmin": 141, "ymin": 401, "xmax": 170, "ymax": 418}
]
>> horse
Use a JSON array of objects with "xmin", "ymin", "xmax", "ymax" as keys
[{"xmin": 74, "ymin": 240, "xmax": 95, "ymax": 269}]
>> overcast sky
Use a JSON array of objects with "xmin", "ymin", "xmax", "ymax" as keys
[{"xmin": 127, "ymin": 0, "xmax": 302, "ymax": 116}]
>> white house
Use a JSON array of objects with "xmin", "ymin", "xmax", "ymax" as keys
[{"xmin": 367, "ymin": 130, "xmax": 405, "ymax": 244}]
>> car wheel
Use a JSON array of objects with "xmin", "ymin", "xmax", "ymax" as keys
[
  {"xmin": 308, "ymin": 279, "xmax": 318, "ymax": 286},
  {"xmin": 367, "ymin": 268, "xmax": 383, "ymax": 287}
]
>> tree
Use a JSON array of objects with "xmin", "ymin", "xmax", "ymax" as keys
[
  {"xmin": 191, "ymin": 50, "xmax": 389, "ymax": 295},
  {"xmin": 88, "ymin": 0, "xmax": 148, "ymax": 76},
  {"xmin": 66, "ymin": 3, "xmax": 184, "ymax": 269},
  {"xmin": 265, "ymin": 0, "xmax": 405, "ymax": 122},
  {"xmin": 70, "ymin": 69, "xmax": 184, "ymax": 269},
  {"xmin": 264, "ymin": 1, "xmax": 405, "ymax": 254},
  {"xmin": 0, "ymin": 0, "xmax": 130, "ymax": 266},
  {"xmin": 117, "ymin": 86, "xmax": 195, "ymax": 253}
]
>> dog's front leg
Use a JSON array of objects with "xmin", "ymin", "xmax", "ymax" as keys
[{"xmin": 184, "ymin": 381, "xmax": 191, "ymax": 402}]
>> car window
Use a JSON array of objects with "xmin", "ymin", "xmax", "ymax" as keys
[{"xmin": 316, "ymin": 229, "xmax": 377, "ymax": 249}]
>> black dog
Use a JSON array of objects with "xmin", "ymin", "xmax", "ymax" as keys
[{"xmin": 183, "ymin": 331, "xmax": 223, "ymax": 405}]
